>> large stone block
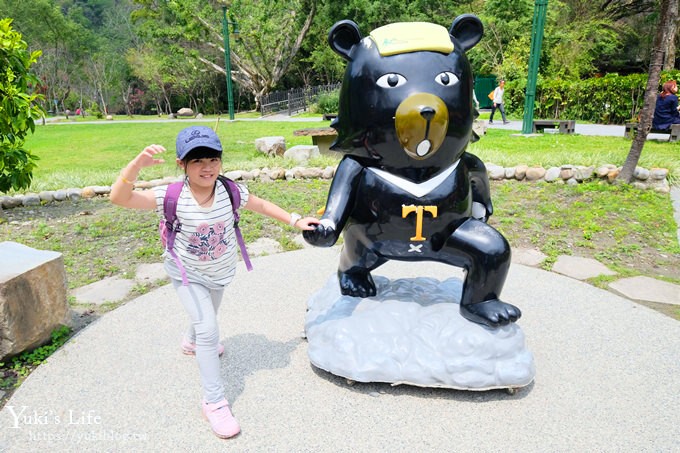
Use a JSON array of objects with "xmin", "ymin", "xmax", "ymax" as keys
[
  {"xmin": 283, "ymin": 145, "xmax": 320, "ymax": 164},
  {"xmin": 0, "ymin": 242, "xmax": 71, "ymax": 361},
  {"xmin": 254, "ymin": 136, "xmax": 286, "ymax": 157}
]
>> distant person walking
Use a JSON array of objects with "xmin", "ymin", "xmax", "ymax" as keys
[
  {"xmin": 652, "ymin": 80, "xmax": 680, "ymax": 130},
  {"xmin": 489, "ymin": 79, "xmax": 509, "ymax": 125}
]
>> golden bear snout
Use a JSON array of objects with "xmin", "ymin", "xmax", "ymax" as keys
[{"xmin": 395, "ymin": 93, "xmax": 448, "ymax": 160}]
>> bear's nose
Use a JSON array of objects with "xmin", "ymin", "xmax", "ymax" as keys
[{"xmin": 420, "ymin": 107, "xmax": 435, "ymax": 121}]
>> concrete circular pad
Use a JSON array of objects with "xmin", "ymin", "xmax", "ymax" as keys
[{"xmin": 0, "ymin": 247, "xmax": 677, "ymax": 451}]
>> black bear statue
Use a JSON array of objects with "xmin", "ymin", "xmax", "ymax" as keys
[{"xmin": 303, "ymin": 15, "xmax": 521, "ymax": 328}]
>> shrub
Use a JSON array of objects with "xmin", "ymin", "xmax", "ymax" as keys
[
  {"xmin": 504, "ymin": 70, "xmax": 680, "ymax": 124},
  {"xmin": 0, "ymin": 19, "xmax": 45, "ymax": 192},
  {"xmin": 315, "ymin": 90, "xmax": 339, "ymax": 114}
]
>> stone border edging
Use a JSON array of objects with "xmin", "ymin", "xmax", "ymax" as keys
[
  {"xmin": 0, "ymin": 163, "xmax": 671, "ymax": 210},
  {"xmin": 486, "ymin": 163, "xmax": 670, "ymax": 192}
]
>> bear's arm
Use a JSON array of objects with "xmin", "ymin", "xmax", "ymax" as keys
[
  {"xmin": 321, "ymin": 156, "xmax": 365, "ymax": 230},
  {"xmin": 463, "ymin": 151, "xmax": 493, "ymax": 219}
]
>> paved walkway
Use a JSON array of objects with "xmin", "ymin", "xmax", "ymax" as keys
[
  {"xmin": 2, "ymin": 114, "xmax": 675, "ymax": 451},
  {"xmin": 487, "ymin": 118, "xmax": 677, "ymax": 140},
  {"xmin": 0, "ymin": 246, "xmax": 678, "ymax": 452},
  {"xmin": 69, "ymin": 245, "xmax": 680, "ymax": 309}
]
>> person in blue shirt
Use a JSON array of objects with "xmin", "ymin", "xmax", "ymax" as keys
[{"xmin": 652, "ymin": 80, "xmax": 680, "ymax": 130}]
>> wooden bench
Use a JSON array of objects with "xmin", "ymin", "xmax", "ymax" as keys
[
  {"xmin": 293, "ymin": 127, "xmax": 338, "ymax": 156},
  {"xmin": 322, "ymin": 113, "xmax": 337, "ymax": 121},
  {"xmin": 532, "ymin": 119, "xmax": 576, "ymax": 134},
  {"xmin": 624, "ymin": 123, "xmax": 680, "ymax": 142}
]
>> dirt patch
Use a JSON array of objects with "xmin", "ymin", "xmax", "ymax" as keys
[{"xmin": 488, "ymin": 181, "xmax": 680, "ymax": 282}]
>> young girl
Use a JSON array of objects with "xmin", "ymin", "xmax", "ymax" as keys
[{"xmin": 110, "ymin": 126, "xmax": 318, "ymax": 439}]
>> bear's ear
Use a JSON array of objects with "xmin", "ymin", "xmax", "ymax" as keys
[
  {"xmin": 449, "ymin": 14, "xmax": 484, "ymax": 52},
  {"xmin": 328, "ymin": 20, "xmax": 362, "ymax": 61}
]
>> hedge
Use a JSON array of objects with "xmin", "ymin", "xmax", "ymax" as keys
[{"xmin": 504, "ymin": 70, "xmax": 680, "ymax": 124}]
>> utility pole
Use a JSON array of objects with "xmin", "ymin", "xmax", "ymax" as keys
[
  {"xmin": 222, "ymin": 7, "xmax": 238, "ymax": 120},
  {"xmin": 521, "ymin": 0, "xmax": 548, "ymax": 134}
]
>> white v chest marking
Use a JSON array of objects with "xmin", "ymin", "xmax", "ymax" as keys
[{"xmin": 367, "ymin": 160, "xmax": 460, "ymax": 198}]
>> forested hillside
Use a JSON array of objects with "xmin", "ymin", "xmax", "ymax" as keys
[{"xmin": 0, "ymin": 0, "xmax": 666, "ymax": 116}]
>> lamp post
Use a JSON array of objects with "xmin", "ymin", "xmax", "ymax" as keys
[
  {"xmin": 222, "ymin": 7, "xmax": 239, "ymax": 120},
  {"xmin": 521, "ymin": 0, "xmax": 548, "ymax": 134}
]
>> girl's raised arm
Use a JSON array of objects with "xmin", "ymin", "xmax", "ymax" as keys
[{"xmin": 110, "ymin": 144, "xmax": 166, "ymax": 210}]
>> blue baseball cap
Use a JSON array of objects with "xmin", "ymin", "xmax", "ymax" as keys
[{"xmin": 175, "ymin": 126, "xmax": 223, "ymax": 160}]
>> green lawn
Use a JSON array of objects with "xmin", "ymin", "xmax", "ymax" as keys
[
  {"xmin": 22, "ymin": 119, "xmax": 335, "ymax": 191},
  {"xmin": 15, "ymin": 116, "xmax": 680, "ymax": 192},
  {"xmin": 470, "ymin": 130, "xmax": 680, "ymax": 175}
]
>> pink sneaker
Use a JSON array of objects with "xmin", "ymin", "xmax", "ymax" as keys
[
  {"xmin": 202, "ymin": 399, "xmax": 240, "ymax": 438},
  {"xmin": 181, "ymin": 338, "xmax": 225, "ymax": 356}
]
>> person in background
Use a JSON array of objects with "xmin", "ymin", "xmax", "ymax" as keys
[
  {"xmin": 652, "ymin": 80, "xmax": 680, "ymax": 130},
  {"xmin": 489, "ymin": 79, "xmax": 509, "ymax": 125}
]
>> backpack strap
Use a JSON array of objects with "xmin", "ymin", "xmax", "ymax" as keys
[
  {"xmin": 218, "ymin": 175, "xmax": 253, "ymax": 272},
  {"xmin": 163, "ymin": 182, "xmax": 190, "ymax": 285}
]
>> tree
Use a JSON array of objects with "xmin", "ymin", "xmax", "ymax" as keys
[
  {"xmin": 126, "ymin": 46, "xmax": 176, "ymax": 115},
  {"xmin": 544, "ymin": 2, "xmax": 621, "ymax": 79},
  {"xmin": 663, "ymin": 0, "xmax": 679, "ymax": 70},
  {"xmin": 599, "ymin": 0, "xmax": 658, "ymax": 21},
  {"xmin": 0, "ymin": 19, "xmax": 45, "ymax": 192},
  {"xmin": 1, "ymin": 0, "xmax": 95, "ymax": 114},
  {"xmin": 594, "ymin": 0, "xmax": 667, "ymax": 73},
  {"xmin": 617, "ymin": 0, "xmax": 678, "ymax": 183},
  {"xmin": 133, "ymin": 0, "xmax": 317, "ymax": 109},
  {"xmin": 300, "ymin": 0, "xmax": 473, "ymax": 85}
]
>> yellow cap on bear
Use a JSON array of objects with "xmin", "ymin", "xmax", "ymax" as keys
[{"xmin": 369, "ymin": 22, "xmax": 454, "ymax": 56}]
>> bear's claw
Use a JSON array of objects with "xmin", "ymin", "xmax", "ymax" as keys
[
  {"xmin": 460, "ymin": 299, "xmax": 521, "ymax": 328},
  {"xmin": 339, "ymin": 271, "xmax": 376, "ymax": 298}
]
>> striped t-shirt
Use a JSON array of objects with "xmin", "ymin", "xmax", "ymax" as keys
[{"xmin": 154, "ymin": 179, "xmax": 249, "ymax": 287}]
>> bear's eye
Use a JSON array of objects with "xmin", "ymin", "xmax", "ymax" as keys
[
  {"xmin": 377, "ymin": 73, "xmax": 407, "ymax": 88},
  {"xmin": 435, "ymin": 72, "xmax": 459, "ymax": 87}
]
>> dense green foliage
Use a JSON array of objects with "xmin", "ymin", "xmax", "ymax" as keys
[
  {"xmin": 504, "ymin": 70, "xmax": 680, "ymax": 123},
  {"xmin": 314, "ymin": 90, "xmax": 339, "ymax": 114},
  {"xmin": 131, "ymin": 0, "xmax": 318, "ymax": 110},
  {"xmin": 0, "ymin": 0, "xmax": 666, "ymax": 118},
  {"xmin": 0, "ymin": 19, "xmax": 45, "ymax": 191}
]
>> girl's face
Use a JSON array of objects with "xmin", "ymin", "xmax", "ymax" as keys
[{"xmin": 178, "ymin": 157, "xmax": 222, "ymax": 188}]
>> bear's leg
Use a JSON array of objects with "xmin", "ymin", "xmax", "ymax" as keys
[
  {"xmin": 338, "ymin": 268, "xmax": 377, "ymax": 298},
  {"xmin": 337, "ymin": 231, "xmax": 385, "ymax": 298},
  {"xmin": 444, "ymin": 218, "xmax": 520, "ymax": 328}
]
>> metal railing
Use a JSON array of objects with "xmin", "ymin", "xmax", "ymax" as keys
[{"xmin": 260, "ymin": 83, "xmax": 341, "ymax": 116}]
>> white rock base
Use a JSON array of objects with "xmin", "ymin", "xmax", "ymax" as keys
[{"xmin": 305, "ymin": 275, "xmax": 535, "ymax": 390}]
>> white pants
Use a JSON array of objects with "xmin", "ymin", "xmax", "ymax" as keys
[{"xmin": 172, "ymin": 279, "xmax": 225, "ymax": 404}]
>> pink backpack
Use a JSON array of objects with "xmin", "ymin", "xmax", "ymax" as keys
[{"xmin": 159, "ymin": 176, "xmax": 252, "ymax": 285}]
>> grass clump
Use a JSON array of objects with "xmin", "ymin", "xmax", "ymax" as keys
[{"xmin": 0, "ymin": 325, "xmax": 72, "ymax": 390}]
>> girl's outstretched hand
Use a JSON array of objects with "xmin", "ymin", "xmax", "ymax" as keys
[
  {"xmin": 134, "ymin": 144, "xmax": 166, "ymax": 168},
  {"xmin": 295, "ymin": 217, "xmax": 320, "ymax": 231}
]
